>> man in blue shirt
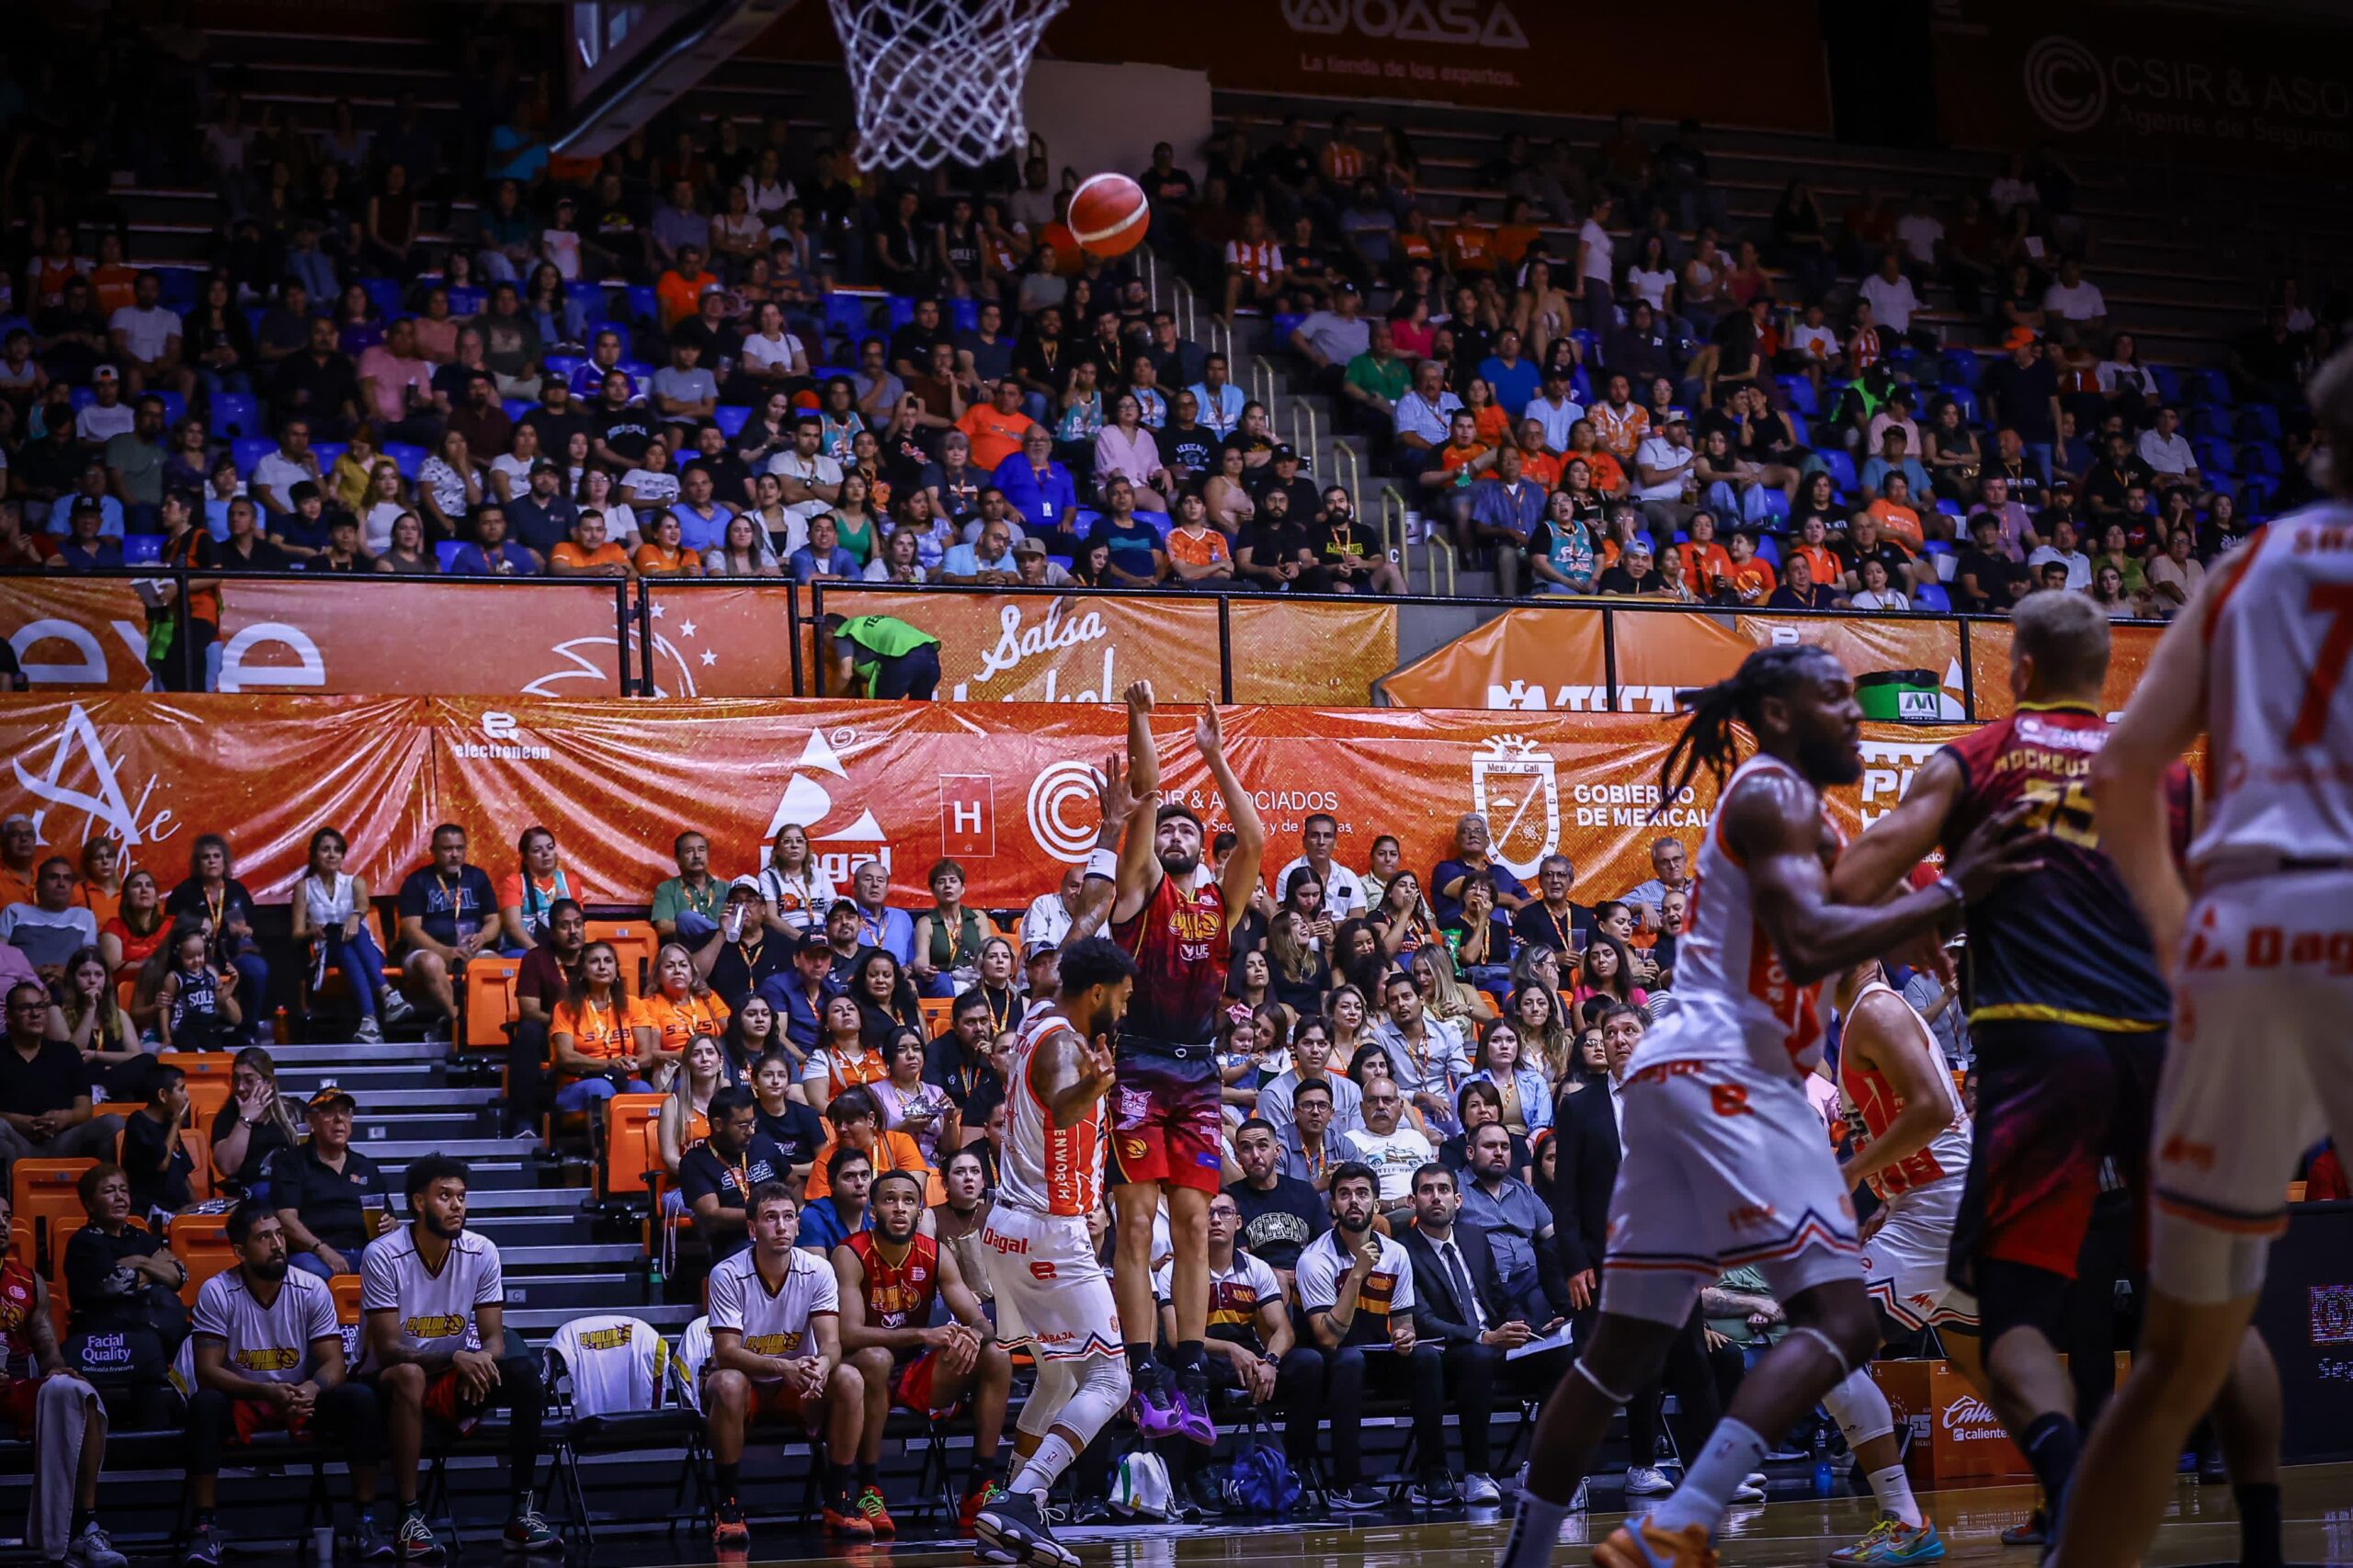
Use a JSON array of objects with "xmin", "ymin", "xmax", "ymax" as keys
[
  {"xmin": 990, "ymin": 426, "xmax": 1079, "ymax": 545},
  {"xmin": 789, "ymin": 514, "xmax": 860, "ymax": 583},
  {"xmin": 758, "ymin": 933, "xmax": 841, "ymax": 1056},
  {"xmin": 1463, "ymin": 443, "xmax": 1548, "ymax": 597},
  {"xmin": 448, "ymin": 505, "xmax": 542, "ymax": 576},
  {"xmin": 1188, "ymin": 353, "xmax": 1245, "ymax": 437},
  {"xmin": 1477, "ymin": 328, "xmax": 1541, "ymax": 417},
  {"xmin": 502, "ymin": 461, "xmax": 579, "ymax": 554},
  {"xmin": 1084, "ymin": 479, "xmax": 1166, "ymax": 587},
  {"xmin": 1857, "ymin": 426, "xmax": 1935, "ymax": 507},
  {"xmin": 938, "ymin": 515, "xmax": 1019, "ymax": 585},
  {"xmin": 848, "ymin": 860, "xmax": 915, "ymax": 967},
  {"xmin": 670, "ymin": 464, "xmax": 733, "ymax": 554},
  {"xmin": 794, "ymin": 1143, "xmax": 873, "ymax": 1254}
]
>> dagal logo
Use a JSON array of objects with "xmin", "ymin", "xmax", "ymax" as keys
[
  {"xmin": 767, "ymin": 727, "xmax": 892, "ymax": 884},
  {"xmin": 1470, "ymin": 734, "xmax": 1558, "ymax": 878},
  {"xmin": 8, "ymin": 703, "xmax": 180, "ymax": 856},
  {"xmin": 1281, "ymin": 0, "xmax": 1529, "ymax": 49}
]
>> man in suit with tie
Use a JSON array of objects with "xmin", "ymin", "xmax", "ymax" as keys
[
  {"xmin": 1542, "ymin": 1005, "xmax": 1754, "ymax": 1508},
  {"xmin": 1403, "ymin": 1161, "xmax": 1570, "ymax": 1508}
]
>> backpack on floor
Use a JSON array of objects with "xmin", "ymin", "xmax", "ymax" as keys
[{"xmin": 1219, "ymin": 1417, "xmax": 1304, "ymax": 1515}]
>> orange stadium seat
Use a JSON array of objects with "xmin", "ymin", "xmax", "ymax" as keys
[
  {"xmin": 600, "ymin": 1093, "xmax": 671, "ymax": 1197},
  {"xmin": 586, "ymin": 921, "xmax": 659, "ymax": 994},
  {"xmin": 174, "ymin": 1052, "xmax": 242, "ymax": 1127},
  {"xmin": 464, "ymin": 957, "xmax": 524, "ymax": 1050},
  {"xmin": 11, "ymin": 1160, "xmax": 96, "ymax": 1272},
  {"xmin": 330, "ymin": 1273, "xmax": 364, "ymax": 1325},
  {"xmin": 170, "ymin": 1212, "xmax": 236, "ymax": 1305},
  {"xmin": 918, "ymin": 997, "xmax": 956, "ymax": 1038}
]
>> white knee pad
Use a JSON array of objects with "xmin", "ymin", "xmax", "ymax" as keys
[
  {"xmin": 1017, "ymin": 1358, "xmax": 1079, "ymax": 1437},
  {"xmin": 2151, "ymin": 1211, "xmax": 2273, "ymax": 1305},
  {"xmin": 1058, "ymin": 1354, "xmax": 1132, "ymax": 1448},
  {"xmin": 1790, "ymin": 1324, "xmax": 1858, "ymax": 1380},
  {"xmin": 1821, "ymin": 1367, "xmax": 1894, "ymax": 1449}
]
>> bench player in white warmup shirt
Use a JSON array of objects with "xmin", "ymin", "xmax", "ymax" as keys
[
  {"xmin": 1819, "ymin": 962, "xmax": 1984, "ymax": 1564},
  {"xmin": 2055, "ymin": 345, "xmax": 2353, "ymax": 1568},
  {"xmin": 701, "ymin": 1182, "xmax": 863, "ymax": 1552},
  {"xmin": 972, "ymin": 937, "xmax": 1142, "ymax": 1568},
  {"xmin": 359, "ymin": 1155, "xmax": 555, "ymax": 1565},
  {"xmin": 1498, "ymin": 644, "xmax": 2037, "ymax": 1568}
]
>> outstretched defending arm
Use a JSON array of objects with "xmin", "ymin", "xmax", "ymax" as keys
[
  {"xmin": 1068, "ymin": 751, "xmax": 1151, "ymax": 947},
  {"xmin": 1204, "ymin": 704, "xmax": 1265, "ymax": 913}
]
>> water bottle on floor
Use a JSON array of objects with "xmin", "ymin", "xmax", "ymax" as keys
[{"xmin": 1811, "ymin": 1426, "xmax": 1834, "ymax": 1497}]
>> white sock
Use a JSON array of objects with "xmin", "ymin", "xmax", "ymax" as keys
[
  {"xmin": 1499, "ymin": 1494, "xmax": 1570, "ymax": 1568},
  {"xmin": 1867, "ymin": 1462, "xmax": 1924, "ymax": 1528},
  {"xmin": 1650, "ymin": 1419, "xmax": 1767, "ymax": 1535},
  {"xmin": 1010, "ymin": 1434, "xmax": 1075, "ymax": 1500}
]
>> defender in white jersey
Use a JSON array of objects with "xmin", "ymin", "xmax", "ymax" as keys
[
  {"xmin": 185, "ymin": 1202, "xmax": 384, "ymax": 1566},
  {"xmin": 2054, "ymin": 347, "xmax": 2353, "ymax": 1568},
  {"xmin": 1820, "ymin": 965, "xmax": 1985, "ymax": 1564},
  {"xmin": 973, "ymin": 937, "xmax": 1139, "ymax": 1568},
  {"xmin": 360, "ymin": 1156, "xmax": 555, "ymax": 1565},
  {"xmin": 1497, "ymin": 645, "xmax": 2040, "ymax": 1568}
]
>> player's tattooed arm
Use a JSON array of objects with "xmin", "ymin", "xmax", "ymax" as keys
[{"xmin": 1030, "ymin": 1022, "xmax": 1118, "ymax": 1130}]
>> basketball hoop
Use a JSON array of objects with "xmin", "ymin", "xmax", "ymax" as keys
[{"xmin": 828, "ymin": 0, "xmax": 1067, "ymax": 171}]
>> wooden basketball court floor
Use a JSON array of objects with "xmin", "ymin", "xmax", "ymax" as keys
[{"xmin": 657, "ymin": 1462, "xmax": 2353, "ymax": 1567}]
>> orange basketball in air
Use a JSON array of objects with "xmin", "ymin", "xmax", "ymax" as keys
[{"xmin": 1067, "ymin": 172, "xmax": 1150, "ymax": 257}]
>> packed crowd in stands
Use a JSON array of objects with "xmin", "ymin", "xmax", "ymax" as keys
[
  {"xmin": 8, "ymin": 784, "xmax": 2175, "ymax": 1563},
  {"xmin": 1, "ymin": 19, "xmax": 2340, "ymax": 645}
]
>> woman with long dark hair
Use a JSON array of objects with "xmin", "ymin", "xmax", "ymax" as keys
[
  {"xmin": 290, "ymin": 825, "xmax": 411, "ymax": 1043},
  {"xmin": 549, "ymin": 940, "xmax": 657, "ymax": 1113},
  {"xmin": 165, "ymin": 835, "xmax": 267, "ymax": 1041}
]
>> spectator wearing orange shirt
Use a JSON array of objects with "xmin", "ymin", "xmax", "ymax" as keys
[
  {"xmin": 1722, "ymin": 528, "xmax": 1778, "ymax": 606},
  {"xmin": 1222, "ymin": 212, "xmax": 1284, "ymax": 323},
  {"xmin": 1864, "ymin": 474, "xmax": 1927, "ymax": 553},
  {"xmin": 632, "ymin": 510, "xmax": 704, "ymax": 577},
  {"xmin": 803, "ymin": 1086, "xmax": 932, "ymax": 1202},
  {"xmin": 655, "ymin": 245, "xmax": 721, "ymax": 328},
  {"xmin": 1564, "ymin": 421, "xmax": 1628, "ymax": 497},
  {"xmin": 956, "ymin": 379, "xmax": 1032, "ymax": 472},
  {"xmin": 550, "ymin": 940, "xmax": 659, "ymax": 1113},
  {"xmin": 1514, "ymin": 419, "xmax": 1562, "ymax": 491},
  {"xmin": 1494, "ymin": 197, "xmax": 1543, "ymax": 271},
  {"xmin": 1165, "ymin": 492, "xmax": 1234, "ymax": 586},
  {"xmin": 1418, "ymin": 410, "xmax": 1495, "ymax": 538},
  {"xmin": 548, "ymin": 509, "xmax": 635, "ymax": 577},
  {"xmin": 1789, "ymin": 514, "xmax": 1842, "ymax": 591},
  {"xmin": 1587, "ymin": 374, "xmax": 1649, "ymax": 460},
  {"xmin": 1674, "ymin": 511, "xmax": 1734, "ymax": 599},
  {"xmin": 1445, "ymin": 208, "xmax": 1496, "ymax": 277}
]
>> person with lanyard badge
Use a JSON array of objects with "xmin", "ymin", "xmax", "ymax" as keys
[
  {"xmin": 652, "ymin": 830, "xmax": 727, "ymax": 943},
  {"xmin": 679, "ymin": 1087, "xmax": 794, "ymax": 1263},
  {"xmin": 694, "ymin": 879, "xmax": 791, "ymax": 1014},
  {"xmin": 392, "ymin": 824, "xmax": 501, "ymax": 1043},
  {"xmin": 548, "ymin": 940, "xmax": 658, "ymax": 1114},
  {"xmin": 496, "ymin": 826, "xmax": 575, "ymax": 954},
  {"xmin": 643, "ymin": 941, "xmax": 730, "ymax": 1069},
  {"xmin": 847, "ymin": 860, "xmax": 915, "ymax": 967},
  {"xmin": 925, "ymin": 991, "xmax": 998, "ymax": 1128},
  {"xmin": 820, "ymin": 612, "xmax": 941, "ymax": 700},
  {"xmin": 802, "ymin": 994, "xmax": 888, "ymax": 1114},
  {"xmin": 165, "ymin": 835, "xmax": 267, "ymax": 1044},
  {"xmin": 835, "ymin": 1168, "xmax": 1012, "ymax": 1538},
  {"xmin": 182, "ymin": 1200, "xmax": 388, "ymax": 1567},
  {"xmin": 912, "ymin": 858, "xmax": 995, "ymax": 1000},
  {"xmin": 754, "ymin": 822, "xmax": 835, "ymax": 937},
  {"xmin": 805, "ymin": 1087, "xmax": 931, "ymax": 1207}
]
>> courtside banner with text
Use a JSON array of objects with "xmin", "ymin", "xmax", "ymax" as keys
[
  {"xmin": 1383, "ymin": 607, "xmax": 1970, "ymax": 719},
  {"xmin": 0, "ymin": 576, "xmax": 636, "ymax": 697},
  {"xmin": 0, "ymin": 697, "xmax": 1956, "ymax": 907},
  {"xmin": 1967, "ymin": 619, "xmax": 2157, "ymax": 721}
]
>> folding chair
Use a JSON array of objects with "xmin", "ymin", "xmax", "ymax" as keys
[{"xmin": 541, "ymin": 1315, "xmax": 703, "ymax": 1549}]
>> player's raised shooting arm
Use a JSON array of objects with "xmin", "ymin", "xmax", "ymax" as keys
[
  {"xmin": 1827, "ymin": 751, "xmax": 1965, "ymax": 907},
  {"xmin": 2090, "ymin": 562, "xmax": 2222, "ymax": 977},
  {"xmin": 1030, "ymin": 1021, "xmax": 1116, "ymax": 1129},
  {"xmin": 1836, "ymin": 988, "xmax": 1957, "ymax": 1188},
  {"xmin": 1115, "ymin": 683, "xmax": 1164, "ymax": 922},
  {"xmin": 1739, "ymin": 770, "xmax": 2040, "ymax": 987},
  {"xmin": 1203, "ymin": 704, "xmax": 1266, "ymax": 911}
]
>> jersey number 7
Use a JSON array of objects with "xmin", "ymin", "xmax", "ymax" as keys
[{"xmin": 2287, "ymin": 583, "xmax": 2353, "ymax": 748}]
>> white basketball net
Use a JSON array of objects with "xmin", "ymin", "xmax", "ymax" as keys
[{"xmin": 829, "ymin": 0, "xmax": 1069, "ymax": 171}]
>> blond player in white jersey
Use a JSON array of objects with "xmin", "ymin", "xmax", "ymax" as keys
[
  {"xmin": 972, "ymin": 935, "xmax": 1141, "ymax": 1568},
  {"xmin": 2054, "ymin": 347, "xmax": 2353, "ymax": 1568},
  {"xmin": 1497, "ymin": 644, "xmax": 2040, "ymax": 1568},
  {"xmin": 1821, "ymin": 962, "xmax": 1984, "ymax": 1565}
]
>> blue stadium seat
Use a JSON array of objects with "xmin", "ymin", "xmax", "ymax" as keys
[
  {"xmin": 383, "ymin": 441, "xmax": 427, "ymax": 480},
  {"xmin": 0, "ymin": 313, "xmax": 28, "ymax": 341},
  {"xmin": 1272, "ymin": 312, "xmax": 1306, "ymax": 347},
  {"xmin": 241, "ymin": 306, "xmax": 267, "ymax": 337},
  {"xmin": 435, "ymin": 540, "xmax": 468, "ymax": 571},
  {"xmin": 502, "ymin": 397, "xmax": 534, "ymax": 423},
  {"xmin": 1914, "ymin": 582, "xmax": 1951, "ymax": 612},
  {"xmin": 69, "ymin": 387, "xmax": 94, "ymax": 413},
  {"xmin": 2149, "ymin": 365, "xmax": 2183, "ymax": 404},
  {"xmin": 949, "ymin": 299, "xmax": 979, "ymax": 332},
  {"xmin": 313, "ymin": 442, "xmax": 347, "ymax": 473},
  {"xmin": 159, "ymin": 392, "xmax": 187, "ymax": 426},
  {"xmin": 544, "ymin": 354, "xmax": 585, "ymax": 382},
  {"xmin": 812, "ymin": 365, "xmax": 853, "ymax": 383},
  {"xmin": 1943, "ymin": 387, "xmax": 1980, "ymax": 423},
  {"xmin": 1786, "ymin": 410, "xmax": 1811, "ymax": 446},
  {"xmin": 625, "ymin": 285, "xmax": 659, "ymax": 324},
  {"xmin": 2238, "ymin": 442, "xmax": 2281, "ymax": 478},
  {"xmin": 231, "ymin": 437, "xmax": 276, "ymax": 475},
  {"xmin": 1753, "ymin": 486, "xmax": 1790, "ymax": 522},
  {"xmin": 1754, "ymin": 535, "xmax": 1781, "ymax": 568},
  {"xmin": 1570, "ymin": 366, "xmax": 1593, "ymax": 403},
  {"xmin": 361, "ymin": 278, "xmax": 405, "ymax": 320},
  {"xmin": 1938, "ymin": 348, "xmax": 1982, "ymax": 390},
  {"xmin": 2240, "ymin": 475, "xmax": 2279, "ymax": 515},
  {"xmin": 2188, "ymin": 369, "xmax": 2234, "ymax": 406},
  {"xmin": 886, "ymin": 297, "xmax": 915, "ymax": 330},
  {"xmin": 1922, "ymin": 538, "xmax": 1956, "ymax": 557},
  {"xmin": 2193, "ymin": 438, "xmax": 2237, "ymax": 478},
  {"xmin": 1776, "ymin": 375, "xmax": 1818, "ymax": 416},
  {"xmin": 1815, "ymin": 449, "xmax": 1859, "ymax": 499},
  {"xmin": 122, "ymin": 534, "xmax": 164, "ymax": 565},
  {"xmin": 2239, "ymin": 404, "xmax": 2283, "ymax": 443},
  {"xmin": 620, "ymin": 359, "xmax": 654, "ymax": 383},
  {"xmin": 565, "ymin": 279, "xmax": 607, "ymax": 312},
  {"xmin": 448, "ymin": 286, "xmax": 486, "ymax": 316},
  {"xmin": 1935, "ymin": 497, "xmax": 1962, "ymax": 517},
  {"xmin": 2188, "ymin": 404, "xmax": 2232, "ymax": 440},
  {"xmin": 824, "ymin": 295, "xmax": 876, "ymax": 341},
  {"xmin": 713, "ymin": 404, "xmax": 753, "ymax": 437},
  {"xmin": 1571, "ymin": 330, "xmax": 1601, "ymax": 363}
]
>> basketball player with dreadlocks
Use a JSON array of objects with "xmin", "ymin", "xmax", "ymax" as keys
[
  {"xmin": 1108, "ymin": 680, "xmax": 1265, "ymax": 1443},
  {"xmin": 1830, "ymin": 591, "xmax": 2283, "ymax": 1568},
  {"xmin": 2045, "ymin": 348, "xmax": 2353, "ymax": 1568},
  {"xmin": 1497, "ymin": 644, "xmax": 2040, "ymax": 1568}
]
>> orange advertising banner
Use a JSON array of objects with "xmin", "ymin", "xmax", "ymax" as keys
[
  {"xmin": 810, "ymin": 589, "xmax": 1399, "ymax": 706},
  {"xmin": 0, "ymin": 575, "xmax": 636, "ymax": 698},
  {"xmin": 1968, "ymin": 619, "xmax": 2160, "ymax": 721},
  {"xmin": 0, "ymin": 695, "xmax": 1949, "ymax": 909},
  {"xmin": 639, "ymin": 583, "xmax": 804, "ymax": 698},
  {"xmin": 1383, "ymin": 606, "xmax": 1969, "ymax": 720}
]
